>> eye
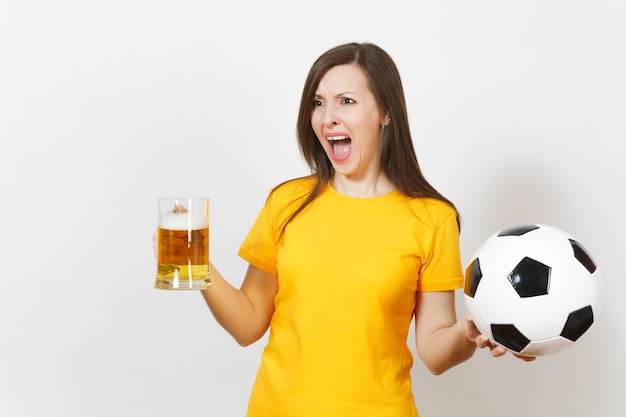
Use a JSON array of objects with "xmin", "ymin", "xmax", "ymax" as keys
[
  {"xmin": 340, "ymin": 97, "xmax": 356, "ymax": 105},
  {"xmin": 312, "ymin": 99, "xmax": 324, "ymax": 107}
]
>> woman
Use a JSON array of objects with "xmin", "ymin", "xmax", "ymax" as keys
[{"xmin": 200, "ymin": 42, "xmax": 517, "ymax": 416}]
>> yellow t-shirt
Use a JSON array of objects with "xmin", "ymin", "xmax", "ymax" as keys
[{"xmin": 238, "ymin": 178, "xmax": 464, "ymax": 417}]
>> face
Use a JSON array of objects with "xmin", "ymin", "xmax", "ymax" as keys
[{"xmin": 311, "ymin": 64, "xmax": 388, "ymax": 182}]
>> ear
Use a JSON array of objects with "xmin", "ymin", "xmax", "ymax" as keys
[{"xmin": 381, "ymin": 113, "xmax": 391, "ymax": 126}]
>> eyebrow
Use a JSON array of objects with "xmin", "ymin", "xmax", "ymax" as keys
[{"xmin": 314, "ymin": 91, "xmax": 359, "ymax": 99}]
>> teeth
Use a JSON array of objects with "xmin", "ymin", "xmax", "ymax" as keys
[{"xmin": 328, "ymin": 136, "xmax": 350, "ymax": 154}]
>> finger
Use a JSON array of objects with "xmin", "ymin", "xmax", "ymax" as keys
[
  {"xmin": 475, "ymin": 335, "xmax": 492, "ymax": 349},
  {"xmin": 513, "ymin": 354, "xmax": 537, "ymax": 362},
  {"xmin": 490, "ymin": 345, "xmax": 507, "ymax": 357},
  {"xmin": 173, "ymin": 203, "xmax": 188, "ymax": 213}
]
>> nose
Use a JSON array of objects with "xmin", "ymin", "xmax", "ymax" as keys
[{"xmin": 323, "ymin": 104, "xmax": 339, "ymax": 127}]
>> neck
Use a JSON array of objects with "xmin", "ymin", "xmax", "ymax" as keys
[{"xmin": 331, "ymin": 173, "xmax": 395, "ymax": 198}]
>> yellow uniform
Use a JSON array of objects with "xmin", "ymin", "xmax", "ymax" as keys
[{"xmin": 239, "ymin": 177, "xmax": 464, "ymax": 417}]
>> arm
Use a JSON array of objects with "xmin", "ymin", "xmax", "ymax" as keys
[
  {"xmin": 200, "ymin": 262, "xmax": 277, "ymax": 347},
  {"xmin": 415, "ymin": 290, "xmax": 530, "ymax": 375},
  {"xmin": 153, "ymin": 229, "xmax": 277, "ymax": 346},
  {"xmin": 414, "ymin": 290, "xmax": 478, "ymax": 375}
]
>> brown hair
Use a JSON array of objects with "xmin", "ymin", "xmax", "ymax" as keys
[{"xmin": 277, "ymin": 42, "xmax": 459, "ymax": 234}]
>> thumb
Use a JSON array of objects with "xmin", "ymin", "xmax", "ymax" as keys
[{"xmin": 464, "ymin": 316, "xmax": 480, "ymax": 341}]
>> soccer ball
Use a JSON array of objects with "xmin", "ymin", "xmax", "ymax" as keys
[{"xmin": 464, "ymin": 224, "xmax": 602, "ymax": 357}]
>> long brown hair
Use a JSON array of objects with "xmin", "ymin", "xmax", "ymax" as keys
[{"xmin": 277, "ymin": 42, "xmax": 459, "ymax": 234}]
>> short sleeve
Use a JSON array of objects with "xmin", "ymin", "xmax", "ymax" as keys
[
  {"xmin": 238, "ymin": 195, "xmax": 279, "ymax": 275},
  {"xmin": 416, "ymin": 210, "xmax": 464, "ymax": 292}
]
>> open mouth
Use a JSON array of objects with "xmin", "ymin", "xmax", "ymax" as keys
[{"xmin": 328, "ymin": 136, "xmax": 351, "ymax": 159}]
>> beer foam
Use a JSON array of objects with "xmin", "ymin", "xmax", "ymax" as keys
[{"xmin": 159, "ymin": 213, "xmax": 208, "ymax": 231}]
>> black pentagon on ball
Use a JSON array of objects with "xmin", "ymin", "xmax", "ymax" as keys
[
  {"xmin": 491, "ymin": 324, "xmax": 530, "ymax": 353},
  {"xmin": 508, "ymin": 257, "xmax": 551, "ymax": 297},
  {"xmin": 498, "ymin": 224, "xmax": 540, "ymax": 237},
  {"xmin": 569, "ymin": 239, "xmax": 597, "ymax": 274},
  {"xmin": 464, "ymin": 258, "xmax": 482, "ymax": 298},
  {"xmin": 561, "ymin": 305, "xmax": 594, "ymax": 341}
]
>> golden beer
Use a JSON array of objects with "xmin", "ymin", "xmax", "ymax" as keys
[{"xmin": 155, "ymin": 199, "xmax": 210, "ymax": 290}]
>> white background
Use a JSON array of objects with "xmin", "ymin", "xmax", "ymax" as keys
[{"xmin": 1, "ymin": 1, "xmax": 624, "ymax": 416}]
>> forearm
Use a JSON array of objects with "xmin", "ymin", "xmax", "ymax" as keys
[
  {"xmin": 414, "ymin": 290, "xmax": 478, "ymax": 375},
  {"xmin": 200, "ymin": 263, "xmax": 275, "ymax": 346},
  {"xmin": 417, "ymin": 319, "xmax": 476, "ymax": 375}
]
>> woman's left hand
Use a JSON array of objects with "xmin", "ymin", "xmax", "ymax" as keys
[{"xmin": 464, "ymin": 317, "xmax": 536, "ymax": 362}]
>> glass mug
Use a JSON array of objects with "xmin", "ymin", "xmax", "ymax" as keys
[{"xmin": 155, "ymin": 197, "xmax": 211, "ymax": 290}]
